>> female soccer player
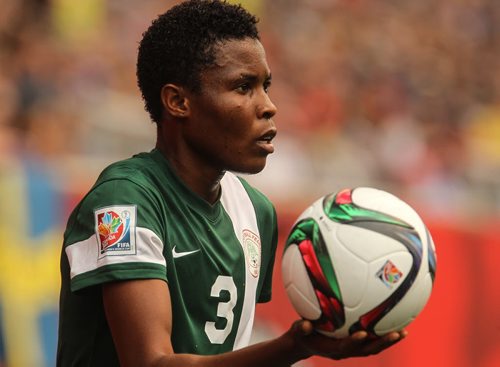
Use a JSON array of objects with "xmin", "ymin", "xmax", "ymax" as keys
[{"xmin": 57, "ymin": 1, "xmax": 406, "ymax": 366}]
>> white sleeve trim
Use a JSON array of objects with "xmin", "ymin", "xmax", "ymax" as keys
[{"xmin": 65, "ymin": 226, "xmax": 166, "ymax": 279}]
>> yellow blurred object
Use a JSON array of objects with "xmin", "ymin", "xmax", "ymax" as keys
[
  {"xmin": 52, "ymin": 0, "xmax": 105, "ymax": 42},
  {"xmin": 468, "ymin": 105, "xmax": 500, "ymax": 162},
  {"xmin": 0, "ymin": 228, "xmax": 61, "ymax": 367},
  {"xmin": 0, "ymin": 163, "xmax": 61, "ymax": 367}
]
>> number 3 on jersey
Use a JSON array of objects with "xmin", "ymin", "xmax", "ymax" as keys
[{"xmin": 204, "ymin": 275, "xmax": 237, "ymax": 344}]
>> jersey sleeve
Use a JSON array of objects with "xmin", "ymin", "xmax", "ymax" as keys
[{"xmin": 63, "ymin": 178, "xmax": 167, "ymax": 292}]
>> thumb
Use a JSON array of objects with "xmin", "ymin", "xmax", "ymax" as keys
[{"xmin": 293, "ymin": 319, "xmax": 315, "ymax": 337}]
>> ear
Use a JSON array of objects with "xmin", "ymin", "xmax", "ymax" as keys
[{"xmin": 160, "ymin": 84, "xmax": 190, "ymax": 118}]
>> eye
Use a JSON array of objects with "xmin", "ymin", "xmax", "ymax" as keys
[
  {"xmin": 263, "ymin": 80, "xmax": 272, "ymax": 93},
  {"xmin": 236, "ymin": 83, "xmax": 251, "ymax": 93}
]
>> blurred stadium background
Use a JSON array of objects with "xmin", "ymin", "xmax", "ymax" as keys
[{"xmin": 0, "ymin": 0, "xmax": 499, "ymax": 366}]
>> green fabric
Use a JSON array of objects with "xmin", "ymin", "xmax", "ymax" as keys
[{"xmin": 57, "ymin": 149, "xmax": 278, "ymax": 366}]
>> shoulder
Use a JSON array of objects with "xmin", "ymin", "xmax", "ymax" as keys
[
  {"xmin": 96, "ymin": 152, "xmax": 157, "ymax": 186},
  {"xmin": 84, "ymin": 151, "xmax": 169, "ymax": 212},
  {"xmin": 222, "ymin": 172, "xmax": 276, "ymax": 218},
  {"xmin": 238, "ymin": 175, "xmax": 274, "ymax": 209},
  {"xmin": 64, "ymin": 152, "xmax": 165, "ymax": 242},
  {"xmin": 84, "ymin": 151, "xmax": 169, "ymax": 205}
]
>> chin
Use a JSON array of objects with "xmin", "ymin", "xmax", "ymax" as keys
[{"xmin": 229, "ymin": 160, "xmax": 267, "ymax": 175}]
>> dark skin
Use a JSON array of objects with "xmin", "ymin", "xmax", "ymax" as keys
[
  {"xmin": 103, "ymin": 37, "xmax": 407, "ymax": 367},
  {"xmin": 156, "ymin": 38, "xmax": 277, "ymax": 203}
]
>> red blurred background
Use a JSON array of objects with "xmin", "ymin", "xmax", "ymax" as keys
[
  {"xmin": 0, "ymin": 0, "xmax": 499, "ymax": 366},
  {"xmin": 257, "ymin": 215, "xmax": 500, "ymax": 367}
]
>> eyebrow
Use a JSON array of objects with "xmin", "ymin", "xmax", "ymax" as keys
[{"xmin": 237, "ymin": 72, "xmax": 272, "ymax": 82}]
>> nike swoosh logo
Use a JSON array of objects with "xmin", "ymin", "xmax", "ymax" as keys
[{"xmin": 172, "ymin": 246, "xmax": 201, "ymax": 259}]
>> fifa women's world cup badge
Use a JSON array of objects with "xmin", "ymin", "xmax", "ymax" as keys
[{"xmin": 94, "ymin": 205, "xmax": 137, "ymax": 257}]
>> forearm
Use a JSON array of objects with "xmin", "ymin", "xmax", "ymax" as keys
[{"xmin": 151, "ymin": 331, "xmax": 310, "ymax": 367}]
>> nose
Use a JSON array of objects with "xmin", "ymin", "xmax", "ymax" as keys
[{"xmin": 258, "ymin": 92, "xmax": 277, "ymax": 120}]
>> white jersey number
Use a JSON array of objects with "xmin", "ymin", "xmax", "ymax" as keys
[{"xmin": 204, "ymin": 275, "xmax": 237, "ymax": 344}]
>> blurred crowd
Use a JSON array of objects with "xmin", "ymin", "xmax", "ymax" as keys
[
  {"xmin": 258, "ymin": 0, "xmax": 500, "ymax": 220},
  {"xmin": 1, "ymin": 0, "xmax": 500, "ymax": 220}
]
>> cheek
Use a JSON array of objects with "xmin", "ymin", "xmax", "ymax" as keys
[
  {"xmin": 224, "ymin": 109, "xmax": 251, "ymax": 154},
  {"xmin": 222, "ymin": 104, "xmax": 252, "ymax": 136},
  {"xmin": 198, "ymin": 95, "xmax": 254, "ymax": 151}
]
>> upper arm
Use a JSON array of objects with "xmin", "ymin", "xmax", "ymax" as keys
[
  {"xmin": 102, "ymin": 279, "xmax": 174, "ymax": 367},
  {"xmin": 65, "ymin": 179, "xmax": 168, "ymax": 292}
]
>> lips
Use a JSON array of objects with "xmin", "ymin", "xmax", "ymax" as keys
[
  {"xmin": 256, "ymin": 129, "xmax": 277, "ymax": 154},
  {"xmin": 258, "ymin": 128, "xmax": 277, "ymax": 142}
]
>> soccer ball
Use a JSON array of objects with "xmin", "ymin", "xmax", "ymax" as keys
[{"xmin": 282, "ymin": 187, "xmax": 437, "ymax": 338}]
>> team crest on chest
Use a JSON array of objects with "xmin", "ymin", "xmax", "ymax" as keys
[
  {"xmin": 242, "ymin": 229, "xmax": 261, "ymax": 278},
  {"xmin": 95, "ymin": 205, "xmax": 137, "ymax": 258}
]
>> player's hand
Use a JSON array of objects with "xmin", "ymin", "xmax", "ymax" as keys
[{"xmin": 289, "ymin": 319, "xmax": 408, "ymax": 360}]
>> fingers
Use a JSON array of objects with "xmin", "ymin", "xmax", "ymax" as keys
[
  {"xmin": 350, "ymin": 331, "xmax": 368, "ymax": 342},
  {"xmin": 292, "ymin": 319, "xmax": 314, "ymax": 337},
  {"xmin": 322, "ymin": 331, "xmax": 368, "ymax": 359},
  {"xmin": 290, "ymin": 320, "xmax": 408, "ymax": 360},
  {"xmin": 359, "ymin": 330, "xmax": 408, "ymax": 356}
]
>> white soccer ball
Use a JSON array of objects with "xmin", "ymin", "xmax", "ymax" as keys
[{"xmin": 282, "ymin": 187, "xmax": 437, "ymax": 338}]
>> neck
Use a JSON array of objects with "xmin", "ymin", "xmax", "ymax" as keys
[{"xmin": 155, "ymin": 127, "xmax": 224, "ymax": 205}]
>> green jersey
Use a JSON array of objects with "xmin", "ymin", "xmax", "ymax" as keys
[{"xmin": 57, "ymin": 149, "xmax": 278, "ymax": 366}]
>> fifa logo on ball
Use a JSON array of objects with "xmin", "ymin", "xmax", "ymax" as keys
[{"xmin": 376, "ymin": 260, "xmax": 403, "ymax": 289}]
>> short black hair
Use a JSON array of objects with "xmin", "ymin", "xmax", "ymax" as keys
[{"xmin": 137, "ymin": 0, "xmax": 260, "ymax": 124}]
